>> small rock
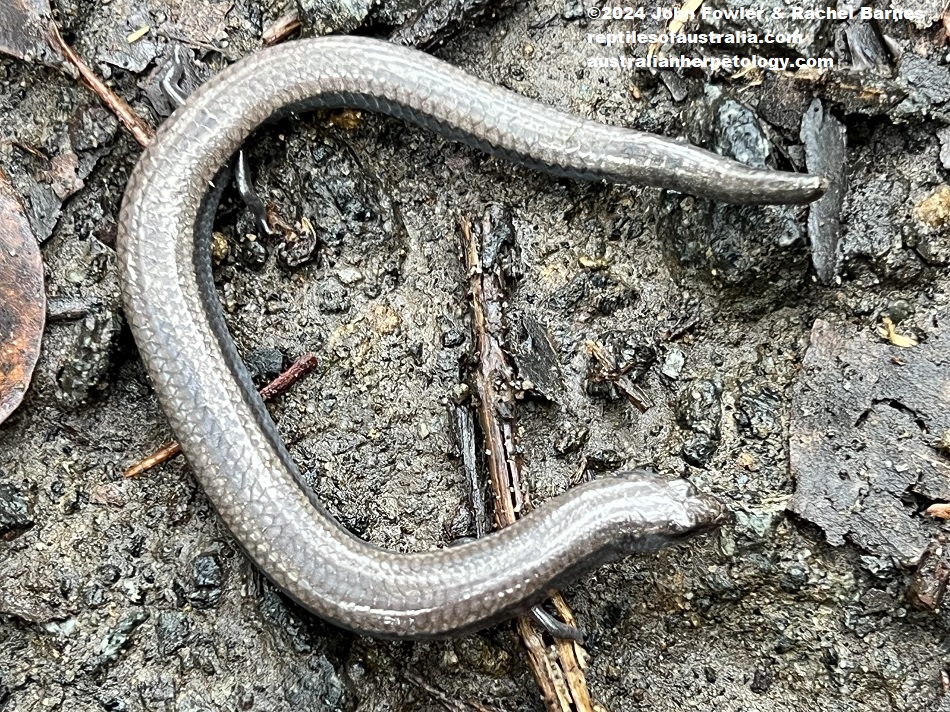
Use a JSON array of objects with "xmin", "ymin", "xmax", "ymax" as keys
[
  {"xmin": 915, "ymin": 185, "xmax": 950, "ymax": 230},
  {"xmin": 554, "ymin": 425, "xmax": 590, "ymax": 456},
  {"xmin": 336, "ymin": 266, "xmax": 363, "ymax": 285},
  {"xmin": 938, "ymin": 128, "xmax": 950, "ymax": 171},
  {"xmin": 585, "ymin": 449, "xmax": 624, "ymax": 473},
  {"xmin": 441, "ymin": 329, "xmax": 465, "ymax": 348},
  {"xmin": 907, "ymin": 544, "xmax": 950, "ymax": 612},
  {"xmin": 211, "ymin": 231, "xmax": 229, "ymax": 263},
  {"xmin": 779, "ymin": 563, "xmax": 809, "ymax": 593},
  {"xmin": 317, "ymin": 280, "xmax": 350, "ymax": 313},
  {"xmin": 236, "ymin": 234, "xmax": 267, "ymax": 269},
  {"xmin": 189, "ymin": 552, "xmax": 225, "ymax": 609},
  {"xmin": 751, "ymin": 667, "xmax": 773, "ymax": 693},
  {"xmin": 661, "ymin": 348, "xmax": 685, "ymax": 379},
  {"xmin": 84, "ymin": 610, "xmax": 149, "ymax": 674},
  {"xmin": 192, "ymin": 552, "xmax": 224, "ymax": 589}
]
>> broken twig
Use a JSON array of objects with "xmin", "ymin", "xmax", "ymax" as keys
[
  {"xmin": 124, "ymin": 352, "xmax": 319, "ymax": 477},
  {"xmin": 48, "ymin": 23, "xmax": 153, "ymax": 146},
  {"xmin": 462, "ymin": 210, "xmax": 595, "ymax": 712}
]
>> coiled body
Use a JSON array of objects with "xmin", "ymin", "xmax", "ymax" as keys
[{"xmin": 117, "ymin": 37, "xmax": 814, "ymax": 638}]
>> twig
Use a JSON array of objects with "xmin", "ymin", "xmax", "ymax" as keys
[
  {"xmin": 48, "ymin": 23, "xmax": 154, "ymax": 147},
  {"xmin": 406, "ymin": 668, "xmax": 502, "ymax": 712},
  {"xmin": 259, "ymin": 352, "xmax": 320, "ymax": 399},
  {"xmin": 262, "ymin": 11, "xmax": 302, "ymax": 46},
  {"xmin": 586, "ymin": 339, "xmax": 652, "ymax": 412},
  {"xmin": 462, "ymin": 212, "xmax": 595, "ymax": 712},
  {"xmin": 124, "ymin": 352, "xmax": 319, "ymax": 477}
]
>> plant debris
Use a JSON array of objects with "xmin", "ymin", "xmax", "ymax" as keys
[{"xmin": 0, "ymin": 168, "xmax": 45, "ymax": 425}]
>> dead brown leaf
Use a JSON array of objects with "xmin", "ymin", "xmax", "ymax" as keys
[{"xmin": 0, "ymin": 167, "xmax": 46, "ymax": 424}]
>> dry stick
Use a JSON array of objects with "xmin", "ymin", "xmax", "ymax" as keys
[
  {"xmin": 124, "ymin": 352, "xmax": 320, "ymax": 478},
  {"xmin": 406, "ymin": 668, "xmax": 503, "ymax": 712},
  {"xmin": 462, "ymin": 215, "xmax": 595, "ymax": 712},
  {"xmin": 262, "ymin": 11, "xmax": 302, "ymax": 46},
  {"xmin": 48, "ymin": 22, "xmax": 154, "ymax": 147},
  {"xmin": 586, "ymin": 339, "xmax": 651, "ymax": 412}
]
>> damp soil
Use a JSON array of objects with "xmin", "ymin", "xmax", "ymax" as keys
[{"xmin": 1, "ymin": 0, "xmax": 949, "ymax": 710}]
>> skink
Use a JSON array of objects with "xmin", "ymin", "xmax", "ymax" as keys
[{"xmin": 117, "ymin": 37, "xmax": 819, "ymax": 638}]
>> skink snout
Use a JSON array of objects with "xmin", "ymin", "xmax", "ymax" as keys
[{"xmin": 611, "ymin": 472, "xmax": 730, "ymax": 553}]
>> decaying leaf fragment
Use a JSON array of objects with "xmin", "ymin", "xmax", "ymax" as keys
[
  {"xmin": 878, "ymin": 316, "xmax": 919, "ymax": 348},
  {"xmin": 0, "ymin": 0, "xmax": 64, "ymax": 66},
  {"xmin": 0, "ymin": 168, "xmax": 46, "ymax": 424}
]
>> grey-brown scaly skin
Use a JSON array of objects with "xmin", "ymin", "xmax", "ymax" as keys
[{"xmin": 116, "ymin": 36, "xmax": 809, "ymax": 639}]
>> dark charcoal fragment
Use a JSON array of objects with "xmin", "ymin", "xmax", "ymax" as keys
[
  {"xmin": 509, "ymin": 314, "xmax": 564, "ymax": 401},
  {"xmin": 189, "ymin": 552, "xmax": 225, "ymax": 609},
  {"xmin": 801, "ymin": 99, "xmax": 847, "ymax": 285},
  {"xmin": 844, "ymin": 21, "xmax": 891, "ymax": 75},
  {"xmin": 0, "ymin": 482, "xmax": 33, "ymax": 539},
  {"xmin": 55, "ymin": 306, "xmax": 123, "ymax": 407},
  {"xmin": 235, "ymin": 235, "xmax": 267, "ymax": 269},
  {"xmin": 84, "ymin": 610, "xmax": 149, "ymax": 674},
  {"xmin": 676, "ymin": 379, "xmax": 722, "ymax": 467},
  {"xmin": 155, "ymin": 611, "xmax": 191, "ymax": 657},
  {"xmin": 735, "ymin": 381, "xmax": 783, "ymax": 438},
  {"xmin": 245, "ymin": 348, "xmax": 285, "ymax": 382},
  {"xmin": 663, "ymin": 90, "xmax": 804, "ymax": 289},
  {"xmin": 192, "ymin": 552, "xmax": 224, "ymax": 589}
]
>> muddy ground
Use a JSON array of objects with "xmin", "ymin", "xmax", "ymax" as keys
[{"xmin": 1, "ymin": 0, "xmax": 949, "ymax": 710}]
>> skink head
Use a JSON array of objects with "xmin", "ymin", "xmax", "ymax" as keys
[{"xmin": 610, "ymin": 472, "xmax": 730, "ymax": 554}]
